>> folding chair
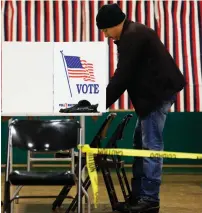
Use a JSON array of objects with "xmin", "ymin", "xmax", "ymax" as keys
[
  {"xmin": 52, "ymin": 112, "xmax": 117, "ymax": 210},
  {"xmin": 26, "ymin": 116, "xmax": 77, "ymax": 172},
  {"xmin": 101, "ymin": 113, "xmax": 133, "ymax": 211},
  {"xmin": 65, "ymin": 113, "xmax": 133, "ymax": 212},
  {"xmin": 3, "ymin": 119, "xmax": 89, "ymax": 213}
]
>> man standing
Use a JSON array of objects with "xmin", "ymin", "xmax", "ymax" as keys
[{"xmin": 96, "ymin": 3, "xmax": 185, "ymax": 213}]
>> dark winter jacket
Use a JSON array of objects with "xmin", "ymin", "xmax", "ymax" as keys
[{"xmin": 106, "ymin": 19, "xmax": 186, "ymax": 117}]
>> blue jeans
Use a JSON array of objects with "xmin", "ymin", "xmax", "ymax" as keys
[{"xmin": 131, "ymin": 99, "xmax": 174, "ymax": 202}]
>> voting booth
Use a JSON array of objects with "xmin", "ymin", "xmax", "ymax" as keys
[
  {"xmin": 2, "ymin": 42, "xmax": 108, "ymax": 115},
  {"xmin": 2, "ymin": 41, "xmax": 108, "ymax": 213}
]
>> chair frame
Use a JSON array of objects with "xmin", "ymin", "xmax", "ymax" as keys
[
  {"xmin": 3, "ymin": 118, "xmax": 90, "ymax": 213},
  {"xmin": 65, "ymin": 114, "xmax": 133, "ymax": 212},
  {"xmin": 52, "ymin": 113, "xmax": 117, "ymax": 210},
  {"xmin": 52, "ymin": 113, "xmax": 133, "ymax": 212}
]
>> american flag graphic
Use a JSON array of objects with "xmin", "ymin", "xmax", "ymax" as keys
[
  {"xmin": 63, "ymin": 55, "xmax": 95, "ymax": 82},
  {"xmin": 1, "ymin": 0, "xmax": 202, "ymax": 112}
]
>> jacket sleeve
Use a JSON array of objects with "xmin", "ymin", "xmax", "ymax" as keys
[{"xmin": 106, "ymin": 32, "xmax": 143, "ymax": 109}]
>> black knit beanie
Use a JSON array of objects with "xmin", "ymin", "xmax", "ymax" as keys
[{"xmin": 96, "ymin": 3, "xmax": 126, "ymax": 29}]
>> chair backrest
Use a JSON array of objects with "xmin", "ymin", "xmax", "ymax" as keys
[
  {"xmin": 9, "ymin": 119, "xmax": 81, "ymax": 152},
  {"xmin": 116, "ymin": 114, "xmax": 133, "ymax": 140},
  {"xmin": 90, "ymin": 113, "xmax": 117, "ymax": 148},
  {"xmin": 106, "ymin": 114, "xmax": 133, "ymax": 147}
]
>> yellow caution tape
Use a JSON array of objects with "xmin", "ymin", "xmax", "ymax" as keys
[
  {"xmin": 78, "ymin": 144, "xmax": 202, "ymax": 208},
  {"xmin": 86, "ymin": 152, "xmax": 98, "ymax": 208}
]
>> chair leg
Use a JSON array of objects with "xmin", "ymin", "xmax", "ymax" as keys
[
  {"xmin": 65, "ymin": 177, "xmax": 91, "ymax": 213},
  {"xmin": 11, "ymin": 200, "xmax": 14, "ymax": 213},
  {"xmin": 3, "ymin": 181, "xmax": 11, "ymax": 213},
  {"xmin": 52, "ymin": 186, "xmax": 72, "ymax": 210}
]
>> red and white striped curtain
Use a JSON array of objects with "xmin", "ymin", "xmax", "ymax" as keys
[{"xmin": 1, "ymin": 0, "xmax": 202, "ymax": 112}]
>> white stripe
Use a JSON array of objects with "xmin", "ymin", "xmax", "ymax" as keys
[
  {"xmin": 168, "ymin": 1, "xmax": 175, "ymax": 112},
  {"xmin": 8, "ymin": 1, "xmax": 13, "ymax": 41},
  {"xmin": 1, "ymin": 1, "xmax": 5, "ymax": 41},
  {"xmin": 76, "ymin": 0, "xmax": 81, "ymax": 41},
  {"xmin": 81, "ymin": 1, "xmax": 85, "ymax": 41},
  {"xmin": 150, "ymin": 0, "xmax": 155, "ymax": 30},
  {"xmin": 68, "ymin": 0, "xmax": 73, "ymax": 41},
  {"xmin": 154, "ymin": 0, "xmax": 159, "ymax": 21},
  {"xmin": 122, "ymin": 0, "xmax": 126, "ymax": 13},
  {"xmin": 11, "ymin": 0, "xmax": 17, "ymax": 41},
  {"xmin": 21, "ymin": 0, "xmax": 26, "ymax": 41},
  {"xmin": 132, "ymin": 0, "xmax": 137, "ymax": 22},
  {"xmin": 122, "ymin": 0, "xmax": 128, "ymax": 110},
  {"xmin": 141, "ymin": 0, "xmax": 145, "ymax": 24},
  {"xmin": 59, "ymin": 0, "xmax": 63, "ymax": 42},
  {"xmin": 39, "ymin": 0, "xmax": 44, "ymax": 41},
  {"xmin": 168, "ymin": 1, "xmax": 173, "ymax": 58},
  {"xmin": 159, "ymin": 1, "xmax": 165, "ymax": 44},
  {"xmin": 49, "ymin": 0, "xmax": 54, "ymax": 41},
  {"xmin": 185, "ymin": 1, "xmax": 194, "ymax": 111},
  {"xmin": 111, "ymin": 0, "xmax": 119, "ymax": 110},
  {"xmin": 177, "ymin": 0, "xmax": 184, "ymax": 112},
  {"xmin": 193, "ymin": 1, "xmax": 202, "ymax": 111}
]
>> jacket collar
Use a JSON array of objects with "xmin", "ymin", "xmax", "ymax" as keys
[{"xmin": 114, "ymin": 19, "xmax": 131, "ymax": 45}]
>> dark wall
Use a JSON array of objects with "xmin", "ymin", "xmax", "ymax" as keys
[{"xmin": 1, "ymin": 112, "xmax": 202, "ymax": 166}]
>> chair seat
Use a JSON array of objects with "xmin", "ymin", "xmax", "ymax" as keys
[{"xmin": 9, "ymin": 170, "xmax": 76, "ymax": 186}]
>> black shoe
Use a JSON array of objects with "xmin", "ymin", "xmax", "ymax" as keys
[
  {"xmin": 59, "ymin": 100, "xmax": 99, "ymax": 113},
  {"xmin": 129, "ymin": 199, "xmax": 160, "ymax": 213},
  {"xmin": 114, "ymin": 198, "xmax": 138, "ymax": 213}
]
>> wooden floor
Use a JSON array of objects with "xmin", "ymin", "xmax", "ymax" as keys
[{"xmin": 1, "ymin": 172, "xmax": 202, "ymax": 213}]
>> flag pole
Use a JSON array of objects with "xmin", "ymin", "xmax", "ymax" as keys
[{"xmin": 60, "ymin": 50, "xmax": 72, "ymax": 97}]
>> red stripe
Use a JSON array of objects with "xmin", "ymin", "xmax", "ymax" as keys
[
  {"xmin": 69, "ymin": 76, "xmax": 87, "ymax": 78},
  {"xmin": 55, "ymin": 0, "xmax": 60, "ymax": 41},
  {"xmin": 90, "ymin": 0, "xmax": 95, "ymax": 41},
  {"xmin": 128, "ymin": 1, "xmax": 132, "ymax": 24},
  {"xmin": 108, "ymin": 0, "xmax": 115, "ymax": 110},
  {"xmin": 17, "ymin": 0, "xmax": 22, "ymax": 41},
  {"xmin": 73, "ymin": 0, "xmax": 77, "ymax": 41},
  {"xmin": 173, "ymin": 1, "xmax": 181, "ymax": 112},
  {"xmin": 165, "ymin": 1, "xmax": 169, "ymax": 52},
  {"xmin": 36, "ymin": 1, "xmax": 41, "ymax": 41},
  {"xmin": 27, "ymin": 1, "xmax": 31, "ymax": 41},
  {"xmin": 99, "ymin": 1, "xmax": 104, "ymax": 41},
  {"xmin": 128, "ymin": 1, "xmax": 134, "ymax": 109},
  {"xmin": 137, "ymin": 1, "xmax": 141, "ymax": 22},
  {"xmin": 191, "ymin": 1, "xmax": 200, "ymax": 111},
  {"xmin": 157, "ymin": 1, "xmax": 161, "ymax": 37},
  {"xmin": 64, "ymin": 0, "xmax": 69, "ymax": 41},
  {"xmin": 182, "ymin": 1, "xmax": 190, "ymax": 112},
  {"xmin": 147, "ymin": 1, "xmax": 151, "ymax": 28},
  {"xmin": 127, "ymin": 1, "xmax": 133, "ymax": 109},
  {"xmin": 118, "ymin": 0, "xmax": 124, "ymax": 109},
  {"xmin": 45, "ymin": 1, "xmax": 50, "ymax": 41}
]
